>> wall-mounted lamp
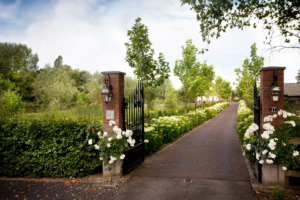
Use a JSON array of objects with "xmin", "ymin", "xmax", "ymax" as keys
[
  {"xmin": 270, "ymin": 69, "xmax": 281, "ymax": 102},
  {"xmin": 101, "ymin": 74, "xmax": 113, "ymax": 103}
]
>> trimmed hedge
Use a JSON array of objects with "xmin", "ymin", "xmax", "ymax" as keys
[{"xmin": 0, "ymin": 119, "xmax": 102, "ymax": 178}]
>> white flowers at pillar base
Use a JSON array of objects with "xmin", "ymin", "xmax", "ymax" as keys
[
  {"xmin": 262, "ymin": 150, "xmax": 268, "ymax": 155},
  {"xmin": 108, "ymin": 137, "xmax": 112, "ymax": 142},
  {"xmin": 284, "ymin": 121, "xmax": 296, "ymax": 127},
  {"xmin": 268, "ymin": 139, "xmax": 276, "ymax": 150},
  {"xmin": 282, "ymin": 166, "xmax": 287, "ymax": 171},
  {"xmin": 256, "ymin": 153, "xmax": 260, "ymax": 160},
  {"xmin": 103, "ymin": 132, "xmax": 108, "ymax": 137},
  {"xmin": 109, "ymin": 120, "xmax": 116, "ymax": 126},
  {"xmin": 259, "ymin": 160, "xmax": 264, "ymax": 164},
  {"xmin": 109, "ymin": 156, "xmax": 117, "ymax": 164},
  {"xmin": 269, "ymin": 153, "xmax": 276, "ymax": 159},
  {"xmin": 95, "ymin": 144, "xmax": 100, "ymax": 150},
  {"xmin": 100, "ymin": 157, "xmax": 103, "ymax": 161},
  {"xmin": 107, "ymin": 143, "xmax": 111, "ymax": 148},
  {"xmin": 278, "ymin": 109, "xmax": 295, "ymax": 118},
  {"xmin": 144, "ymin": 139, "xmax": 149, "ymax": 143},
  {"xmin": 293, "ymin": 151, "xmax": 299, "ymax": 157},
  {"xmin": 246, "ymin": 144, "xmax": 251, "ymax": 150},
  {"xmin": 88, "ymin": 139, "xmax": 93, "ymax": 145},
  {"xmin": 120, "ymin": 154, "xmax": 125, "ymax": 160},
  {"xmin": 266, "ymin": 159, "xmax": 274, "ymax": 164}
]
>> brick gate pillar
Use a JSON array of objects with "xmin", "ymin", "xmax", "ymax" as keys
[
  {"xmin": 101, "ymin": 71, "xmax": 126, "ymax": 135},
  {"xmin": 259, "ymin": 66, "xmax": 286, "ymax": 186},
  {"xmin": 259, "ymin": 66, "xmax": 285, "ymax": 130}
]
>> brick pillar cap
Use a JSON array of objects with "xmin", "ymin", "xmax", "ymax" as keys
[
  {"xmin": 259, "ymin": 66, "xmax": 286, "ymax": 72},
  {"xmin": 101, "ymin": 71, "xmax": 126, "ymax": 75}
]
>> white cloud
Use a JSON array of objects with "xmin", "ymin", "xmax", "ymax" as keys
[
  {"xmin": 0, "ymin": 0, "xmax": 20, "ymax": 19},
  {"xmin": 0, "ymin": 0, "xmax": 299, "ymax": 90}
]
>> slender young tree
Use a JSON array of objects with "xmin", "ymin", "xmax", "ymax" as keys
[{"xmin": 125, "ymin": 17, "xmax": 170, "ymax": 118}]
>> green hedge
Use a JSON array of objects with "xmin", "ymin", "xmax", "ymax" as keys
[
  {"xmin": 144, "ymin": 102, "xmax": 229, "ymax": 155},
  {"xmin": 149, "ymin": 101, "xmax": 221, "ymax": 119},
  {"xmin": 0, "ymin": 119, "xmax": 102, "ymax": 178}
]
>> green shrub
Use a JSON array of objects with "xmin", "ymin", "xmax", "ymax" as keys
[
  {"xmin": 0, "ymin": 89, "xmax": 24, "ymax": 119},
  {"xmin": 0, "ymin": 119, "xmax": 102, "ymax": 178}
]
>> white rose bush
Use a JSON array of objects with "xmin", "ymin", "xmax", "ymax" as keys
[
  {"xmin": 236, "ymin": 100, "xmax": 300, "ymax": 170},
  {"xmin": 88, "ymin": 120, "xmax": 136, "ymax": 171}
]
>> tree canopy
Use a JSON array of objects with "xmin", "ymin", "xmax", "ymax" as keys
[
  {"xmin": 125, "ymin": 17, "xmax": 170, "ymax": 117},
  {"xmin": 181, "ymin": 0, "xmax": 300, "ymax": 53},
  {"xmin": 214, "ymin": 76, "xmax": 232, "ymax": 99},
  {"xmin": 174, "ymin": 39, "xmax": 215, "ymax": 114}
]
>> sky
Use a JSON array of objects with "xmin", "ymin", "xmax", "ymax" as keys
[{"xmin": 0, "ymin": 0, "xmax": 299, "ymax": 89}]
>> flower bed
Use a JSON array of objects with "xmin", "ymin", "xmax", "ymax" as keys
[
  {"xmin": 236, "ymin": 100, "xmax": 300, "ymax": 171},
  {"xmin": 0, "ymin": 119, "xmax": 102, "ymax": 178},
  {"xmin": 144, "ymin": 101, "xmax": 229, "ymax": 155}
]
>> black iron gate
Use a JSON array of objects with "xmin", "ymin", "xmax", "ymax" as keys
[
  {"xmin": 122, "ymin": 81, "xmax": 144, "ymax": 175},
  {"xmin": 254, "ymin": 80, "xmax": 262, "ymax": 182}
]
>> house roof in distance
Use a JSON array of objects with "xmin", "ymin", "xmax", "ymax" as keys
[{"xmin": 284, "ymin": 83, "xmax": 300, "ymax": 96}]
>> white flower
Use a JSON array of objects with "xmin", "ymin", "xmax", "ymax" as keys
[
  {"xmin": 273, "ymin": 114, "xmax": 277, "ymax": 118},
  {"xmin": 293, "ymin": 151, "xmax": 299, "ymax": 157},
  {"xmin": 97, "ymin": 131, "xmax": 101, "ymax": 136},
  {"xmin": 266, "ymin": 159, "xmax": 274, "ymax": 164},
  {"xmin": 283, "ymin": 143, "xmax": 286, "ymax": 146},
  {"xmin": 282, "ymin": 166, "xmax": 287, "ymax": 171},
  {"xmin": 262, "ymin": 150, "xmax": 268, "ymax": 155},
  {"xmin": 116, "ymin": 134, "xmax": 122, "ymax": 139},
  {"xmin": 259, "ymin": 160, "xmax": 264, "ymax": 164},
  {"xmin": 120, "ymin": 154, "xmax": 125, "ymax": 160},
  {"xmin": 268, "ymin": 139, "xmax": 276, "ymax": 150},
  {"xmin": 99, "ymin": 157, "xmax": 103, "ymax": 160},
  {"xmin": 256, "ymin": 153, "xmax": 260, "ymax": 160},
  {"xmin": 246, "ymin": 144, "xmax": 251, "ymax": 150},
  {"xmin": 261, "ymin": 131, "xmax": 270, "ymax": 139},
  {"xmin": 88, "ymin": 139, "xmax": 93, "ymax": 145},
  {"xmin": 269, "ymin": 153, "xmax": 276, "ymax": 159},
  {"xmin": 95, "ymin": 144, "xmax": 100, "ymax": 150},
  {"xmin": 122, "ymin": 131, "xmax": 126, "ymax": 135},
  {"xmin": 109, "ymin": 120, "xmax": 116, "ymax": 126},
  {"xmin": 103, "ymin": 132, "xmax": 108, "ymax": 137},
  {"xmin": 284, "ymin": 121, "xmax": 296, "ymax": 127},
  {"xmin": 107, "ymin": 143, "xmax": 111, "ymax": 148},
  {"xmin": 108, "ymin": 137, "xmax": 112, "ymax": 142},
  {"xmin": 278, "ymin": 109, "xmax": 283, "ymax": 116},
  {"xmin": 126, "ymin": 130, "xmax": 133, "ymax": 137},
  {"xmin": 109, "ymin": 160, "xmax": 113, "ymax": 164},
  {"xmin": 144, "ymin": 139, "xmax": 149, "ymax": 143}
]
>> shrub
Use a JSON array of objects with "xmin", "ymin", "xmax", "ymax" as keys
[
  {"xmin": 0, "ymin": 119, "xmax": 102, "ymax": 178},
  {"xmin": 0, "ymin": 89, "xmax": 24, "ymax": 119}
]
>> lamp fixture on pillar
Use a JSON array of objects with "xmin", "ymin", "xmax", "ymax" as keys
[
  {"xmin": 270, "ymin": 69, "xmax": 281, "ymax": 102},
  {"xmin": 101, "ymin": 74, "xmax": 113, "ymax": 103}
]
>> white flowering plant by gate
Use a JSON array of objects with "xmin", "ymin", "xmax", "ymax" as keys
[
  {"xmin": 88, "ymin": 120, "xmax": 136, "ymax": 170},
  {"xmin": 243, "ymin": 109, "xmax": 300, "ymax": 171}
]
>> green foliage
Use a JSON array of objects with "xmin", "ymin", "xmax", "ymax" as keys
[
  {"xmin": 235, "ymin": 100, "xmax": 255, "ymax": 163},
  {"xmin": 268, "ymin": 187, "xmax": 286, "ymax": 200},
  {"xmin": 214, "ymin": 76, "xmax": 232, "ymax": 99},
  {"xmin": 32, "ymin": 65, "xmax": 77, "ymax": 109},
  {"xmin": 0, "ymin": 89, "xmax": 25, "ymax": 119},
  {"xmin": 164, "ymin": 85, "xmax": 178, "ymax": 109},
  {"xmin": 0, "ymin": 119, "xmax": 102, "ymax": 178},
  {"xmin": 234, "ymin": 43, "xmax": 264, "ymax": 106},
  {"xmin": 296, "ymin": 69, "xmax": 300, "ymax": 83},
  {"xmin": 125, "ymin": 17, "xmax": 171, "ymax": 117},
  {"xmin": 174, "ymin": 39, "xmax": 215, "ymax": 114},
  {"xmin": 181, "ymin": 0, "xmax": 300, "ymax": 53},
  {"xmin": 125, "ymin": 75, "xmax": 138, "ymax": 97},
  {"xmin": 75, "ymin": 91, "xmax": 91, "ymax": 106}
]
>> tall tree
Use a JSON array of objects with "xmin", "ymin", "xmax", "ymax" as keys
[
  {"xmin": 234, "ymin": 43, "xmax": 264, "ymax": 105},
  {"xmin": 54, "ymin": 55, "xmax": 63, "ymax": 68},
  {"xmin": 214, "ymin": 76, "xmax": 232, "ymax": 99},
  {"xmin": 0, "ymin": 42, "xmax": 39, "ymax": 101},
  {"xmin": 181, "ymin": 0, "xmax": 300, "ymax": 53},
  {"xmin": 125, "ymin": 17, "xmax": 171, "ymax": 118},
  {"xmin": 174, "ymin": 39, "xmax": 215, "ymax": 114},
  {"xmin": 295, "ymin": 70, "xmax": 300, "ymax": 83}
]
